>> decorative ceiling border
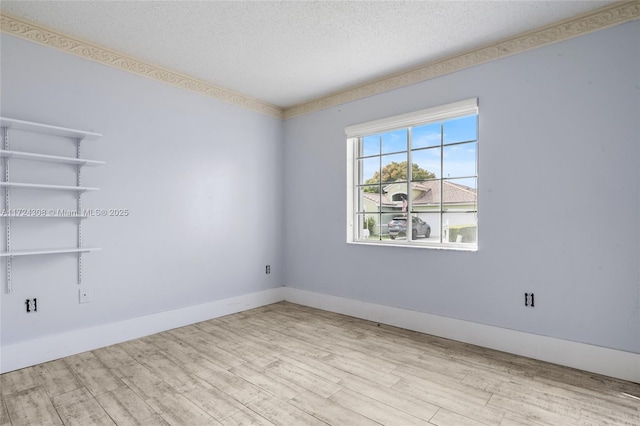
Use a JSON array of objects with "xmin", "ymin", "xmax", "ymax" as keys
[
  {"xmin": 284, "ymin": 0, "xmax": 640, "ymax": 119},
  {"xmin": 0, "ymin": 12, "xmax": 284, "ymax": 119},
  {"xmin": 1, "ymin": 2, "xmax": 638, "ymax": 121}
]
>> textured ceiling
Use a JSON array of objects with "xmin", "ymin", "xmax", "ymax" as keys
[{"xmin": 0, "ymin": 1, "xmax": 616, "ymax": 108}]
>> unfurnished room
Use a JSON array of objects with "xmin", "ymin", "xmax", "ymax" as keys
[{"xmin": 0, "ymin": 1, "xmax": 639, "ymax": 425}]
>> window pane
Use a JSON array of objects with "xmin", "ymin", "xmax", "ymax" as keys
[
  {"xmin": 361, "ymin": 135, "xmax": 379, "ymax": 157},
  {"xmin": 380, "ymin": 212, "xmax": 397, "ymax": 237},
  {"xmin": 357, "ymin": 186, "xmax": 382, "ymax": 213},
  {"xmin": 414, "ymin": 212, "xmax": 440, "ymax": 241},
  {"xmin": 412, "ymin": 122, "xmax": 441, "ymax": 149},
  {"xmin": 386, "ymin": 214, "xmax": 409, "ymax": 241},
  {"xmin": 380, "ymin": 153, "xmax": 408, "ymax": 184},
  {"xmin": 411, "ymin": 148, "xmax": 441, "ymax": 180},
  {"xmin": 443, "ymin": 141, "xmax": 477, "ymax": 178},
  {"xmin": 355, "ymin": 214, "xmax": 364, "ymax": 239},
  {"xmin": 442, "ymin": 178, "xmax": 477, "ymax": 211},
  {"xmin": 381, "ymin": 129, "xmax": 407, "ymax": 154},
  {"xmin": 358, "ymin": 213, "xmax": 381, "ymax": 240},
  {"xmin": 443, "ymin": 212, "xmax": 477, "ymax": 243},
  {"xmin": 411, "ymin": 179, "xmax": 440, "ymax": 208},
  {"xmin": 359, "ymin": 157, "xmax": 380, "ymax": 185},
  {"xmin": 443, "ymin": 115, "xmax": 477, "ymax": 145},
  {"xmin": 384, "ymin": 181, "xmax": 408, "ymax": 214}
]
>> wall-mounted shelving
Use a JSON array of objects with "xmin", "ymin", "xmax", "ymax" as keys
[
  {"xmin": 0, "ymin": 247, "xmax": 101, "ymax": 257},
  {"xmin": 0, "ymin": 117, "xmax": 101, "ymax": 141},
  {"xmin": 0, "ymin": 182, "xmax": 99, "ymax": 192},
  {"xmin": 1, "ymin": 117, "xmax": 104, "ymax": 293},
  {"xmin": 0, "ymin": 150, "xmax": 105, "ymax": 167}
]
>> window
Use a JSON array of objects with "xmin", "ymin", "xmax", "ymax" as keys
[{"xmin": 346, "ymin": 98, "xmax": 478, "ymax": 250}]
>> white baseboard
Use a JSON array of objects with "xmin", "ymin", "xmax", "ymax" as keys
[
  {"xmin": 0, "ymin": 287, "xmax": 284, "ymax": 374},
  {"xmin": 283, "ymin": 287, "xmax": 640, "ymax": 383},
  {"xmin": 4, "ymin": 285, "xmax": 638, "ymax": 383}
]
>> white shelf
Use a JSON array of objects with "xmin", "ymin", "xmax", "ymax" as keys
[
  {"xmin": 0, "ymin": 247, "xmax": 101, "ymax": 257},
  {"xmin": 0, "ymin": 117, "xmax": 102, "ymax": 141},
  {"xmin": 0, "ymin": 182, "xmax": 99, "ymax": 192},
  {"xmin": 0, "ymin": 150, "xmax": 105, "ymax": 166}
]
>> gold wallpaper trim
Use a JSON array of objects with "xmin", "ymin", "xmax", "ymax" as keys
[
  {"xmin": 2, "ymin": 1, "xmax": 638, "ymax": 120},
  {"xmin": 0, "ymin": 13, "xmax": 284, "ymax": 119},
  {"xmin": 284, "ymin": 1, "xmax": 640, "ymax": 119}
]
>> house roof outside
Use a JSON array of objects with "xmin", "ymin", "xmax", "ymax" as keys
[{"xmin": 362, "ymin": 180, "xmax": 476, "ymax": 208}]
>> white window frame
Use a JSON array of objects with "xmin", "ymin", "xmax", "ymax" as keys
[{"xmin": 346, "ymin": 98, "xmax": 478, "ymax": 251}]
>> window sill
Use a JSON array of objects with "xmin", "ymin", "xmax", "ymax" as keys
[{"xmin": 347, "ymin": 239, "xmax": 477, "ymax": 252}]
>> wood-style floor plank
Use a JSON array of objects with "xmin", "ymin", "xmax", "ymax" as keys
[
  {"xmin": 192, "ymin": 323, "xmax": 280, "ymax": 369},
  {"xmin": 487, "ymin": 393, "xmax": 580, "ymax": 426},
  {"xmin": 265, "ymin": 361, "xmax": 341, "ymax": 398},
  {"xmin": 62, "ymin": 353, "xmax": 123, "ymax": 396},
  {"xmin": 288, "ymin": 389, "xmax": 380, "ymax": 425},
  {"xmin": 183, "ymin": 360, "xmax": 264, "ymax": 405},
  {"xmin": 485, "ymin": 379, "xmax": 583, "ymax": 420},
  {"xmin": 93, "ymin": 387, "xmax": 158, "ymax": 426},
  {"xmin": 392, "ymin": 376, "xmax": 505, "ymax": 425},
  {"xmin": 245, "ymin": 394, "xmax": 326, "ymax": 426},
  {"xmin": 51, "ymin": 388, "xmax": 115, "ymax": 426},
  {"xmin": 275, "ymin": 351, "xmax": 349, "ymax": 384},
  {"xmin": 4, "ymin": 387, "xmax": 62, "ymax": 426},
  {"xmin": 178, "ymin": 374, "xmax": 253, "ymax": 421},
  {"xmin": 322, "ymin": 353, "xmax": 401, "ymax": 387},
  {"xmin": 0, "ymin": 368, "xmax": 39, "ymax": 397},
  {"xmin": 34, "ymin": 360, "xmax": 83, "ymax": 398},
  {"xmin": 144, "ymin": 390, "xmax": 220, "ymax": 425},
  {"xmin": 166, "ymin": 326, "xmax": 246, "ymax": 370},
  {"xmin": 328, "ymin": 388, "xmax": 432, "ymax": 425},
  {"xmin": 218, "ymin": 406, "xmax": 276, "ymax": 426},
  {"xmin": 1, "ymin": 301, "xmax": 638, "ymax": 426},
  {"xmin": 229, "ymin": 363, "xmax": 307, "ymax": 400},
  {"xmin": 430, "ymin": 408, "xmax": 490, "ymax": 426},
  {"xmin": 107, "ymin": 360, "xmax": 174, "ymax": 402},
  {"xmin": 0, "ymin": 394, "xmax": 10, "ymax": 426},
  {"xmin": 337, "ymin": 373, "xmax": 439, "ymax": 422},
  {"xmin": 579, "ymin": 407, "xmax": 640, "ymax": 426},
  {"xmin": 500, "ymin": 414, "xmax": 550, "ymax": 426}
]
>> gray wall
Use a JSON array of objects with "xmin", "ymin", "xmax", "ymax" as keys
[
  {"xmin": 283, "ymin": 21, "xmax": 640, "ymax": 353},
  {"xmin": 0, "ymin": 35, "xmax": 284, "ymax": 345},
  {"xmin": 1, "ymin": 20, "xmax": 638, "ymax": 358}
]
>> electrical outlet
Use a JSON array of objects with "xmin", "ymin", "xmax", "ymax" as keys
[
  {"xmin": 25, "ymin": 298, "xmax": 37, "ymax": 313},
  {"xmin": 524, "ymin": 292, "xmax": 535, "ymax": 307},
  {"xmin": 79, "ymin": 288, "xmax": 91, "ymax": 304},
  {"xmin": 266, "ymin": 265, "xmax": 271, "ymax": 274}
]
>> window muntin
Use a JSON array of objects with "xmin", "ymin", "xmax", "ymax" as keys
[{"xmin": 347, "ymin": 98, "xmax": 478, "ymax": 250}]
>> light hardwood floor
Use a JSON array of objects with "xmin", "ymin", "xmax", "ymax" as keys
[{"xmin": 1, "ymin": 302, "xmax": 638, "ymax": 425}]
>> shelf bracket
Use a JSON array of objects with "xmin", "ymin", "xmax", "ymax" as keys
[
  {"xmin": 3, "ymin": 126, "xmax": 11, "ymax": 293},
  {"xmin": 77, "ymin": 138, "xmax": 83, "ymax": 285}
]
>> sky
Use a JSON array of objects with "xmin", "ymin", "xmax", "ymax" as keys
[{"xmin": 359, "ymin": 114, "xmax": 478, "ymax": 188}]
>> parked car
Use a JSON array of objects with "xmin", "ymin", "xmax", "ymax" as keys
[{"xmin": 388, "ymin": 216, "xmax": 431, "ymax": 240}]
